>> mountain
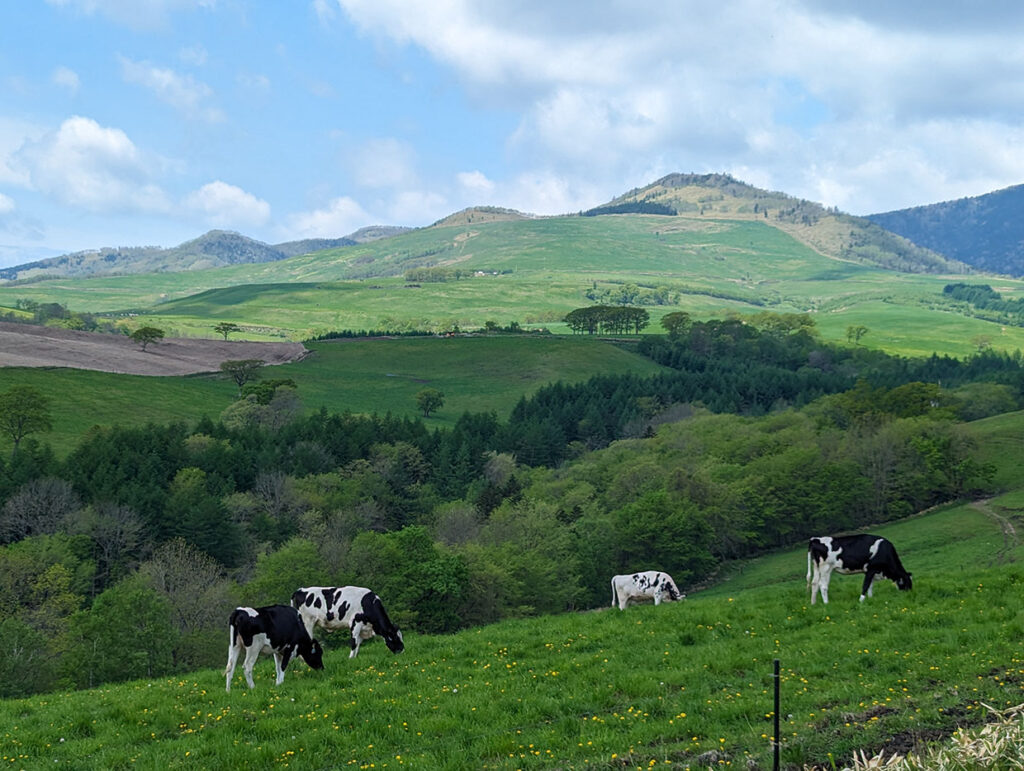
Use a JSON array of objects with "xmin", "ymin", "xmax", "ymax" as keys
[
  {"xmin": 0, "ymin": 226, "xmax": 408, "ymax": 282},
  {"xmin": 867, "ymin": 184, "xmax": 1024, "ymax": 277},
  {"xmin": 605, "ymin": 173, "xmax": 965, "ymax": 274}
]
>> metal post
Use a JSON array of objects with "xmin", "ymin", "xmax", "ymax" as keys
[{"xmin": 773, "ymin": 658, "xmax": 781, "ymax": 771}]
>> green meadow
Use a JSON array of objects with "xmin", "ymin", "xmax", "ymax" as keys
[
  {"xmin": 2, "ymin": 501, "xmax": 1021, "ymax": 770},
  {"xmin": 4, "ymin": 213, "xmax": 1024, "ymax": 357},
  {"xmin": 0, "ymin": 336, "xmax": 668, "ymax": 457}
]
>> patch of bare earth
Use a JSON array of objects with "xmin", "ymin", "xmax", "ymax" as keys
[{"xmin": 0, "ymin": 321, "xmax": 309, "ymax": 376}]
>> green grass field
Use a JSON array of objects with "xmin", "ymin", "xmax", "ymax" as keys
[
  {"xmin": 4, "ymin": 213, "xmax": 1024, "ymax": 358},
  {"xmin": 0, "ymin": 336, "xmax": 669, "ymax": 457},
  {"xmin": 2, "ymin": 502, "xmax": 1021, "ymax": 770}
]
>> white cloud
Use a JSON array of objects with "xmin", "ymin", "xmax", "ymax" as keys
[
  {"xmin": 349, "ymin": 138, "xmax": 419, "ymax": 189},
  {"xmin": 0, "ymin": 193, "xmax": 14, "ymax": 214},
  {"xmin": 52, "ymin": 66, "xmax": 80, "ymax": 94},
  {"xmin": 457, "ymin": 170, "xmax": 494, "ymax": 196},
  {"xmin": 184, "ymin": 181, "xmax": 271, "ymax": 228},
  {"xmin": 386, "ymin": 189, "xmax": 448, "ymax": 224},
  {"xmin": 331, "ymin": 0, "xmax": 1024, "ymax": 215},
  {"xmin": 119, "ymin": 56, "xmax": 224, "ymax": 122},
  {"xmin": 286, "ymin": 196, "xmax": 373, "ymax": 239},
  {"xmin": 15, "ymin": 115, "xmax": 170, "ymax": 213}
]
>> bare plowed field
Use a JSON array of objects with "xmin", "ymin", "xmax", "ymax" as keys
[{"xmin": 0, "ymin": 322, "xmax": 309, "ymax": 376}]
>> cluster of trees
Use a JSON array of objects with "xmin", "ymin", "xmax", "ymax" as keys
[
  {"xmin": 581, "ymin": 201, "xmax": 677, "ymax": 216},
  {"xmin": 4, "ymin": 300, "xmax": 120, "ymax": 334},
  {"xmin": 563, "ymin": 305, "xmax": 651, "ymax": 335},
  {"xmin": 943, "ymin": 283, "xmax": 1024, "ymax": 326},
  {"xmin": 1, "ymin": 313, "xmax": 1021, "ymax": 696},
  {"xmin": 583, "ymin": 283, "xmax": 677, "ymax": 306}
]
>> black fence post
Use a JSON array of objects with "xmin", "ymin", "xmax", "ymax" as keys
[{"xmin": 773, "ymin": 658, "xmax": 781, "ymax": 771}]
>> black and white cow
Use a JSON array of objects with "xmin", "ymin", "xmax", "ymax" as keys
[
  {"xmin": 291, "ymin": 586, "xmax": 404, "ymax": 658},
  {"xmin": 807, "ymin": 534, "xmax": 913, "ymax": 605},
  {"xmin": 610, "ymin": 571, "xmax": 684, "ymax": 610},
  {"xmin": 225, "ymin": 605, "xmax": 324, "ymax": 692}
]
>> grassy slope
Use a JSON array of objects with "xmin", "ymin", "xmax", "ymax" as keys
[
  {"xmin": 4, "ymin": 214, "xmax": 1024, "ymax": 356},
  {"xmin": 1, "ymin": 502, "xmax": 1021, "ymax": 770},
  {"xmin": 0, "ymin": 336, "xmax": 669, "ymax": 457}
]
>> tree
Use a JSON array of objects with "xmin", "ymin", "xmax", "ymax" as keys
[
  {"xmin": 214, "ymin": 321, "xmax": 240, "ymax": 340},
  {"xmin": 0, "ymin": 385, "xmax": 52, "ymax": 459},
  {"xmin": 846, "ymin": 325, "xmax": 869, "ymax": 344},
  {"xmin": 220, "ymin": 358, "xmax": 265, "ymax": 396},
  {"xmin": 130, "ymin": 326, "xmax": 165, "ymax": 351},
  {"xmin": 415, "ymin": 388, "xmax": 445, "ymax": 417}
]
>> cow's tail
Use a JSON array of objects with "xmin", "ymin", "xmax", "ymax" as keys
[
  {"xmin": 610, "ymin": 578, "xmax": 616, "ymax": 608},
  {"xmin": 806, "ymin": 547, "xmax": 813, "ymax": 592}
]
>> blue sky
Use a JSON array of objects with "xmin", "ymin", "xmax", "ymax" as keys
[{"xmin": 2, "ymin": 1, "xmax": 1024, "ymax": 267}]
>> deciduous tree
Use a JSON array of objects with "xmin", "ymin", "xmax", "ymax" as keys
[
  {"xmin": 130, "ymin": 326, "xmax": 165, "ymax": 351},
  {"xmin": 220, "ymin": 358, "xmax": 265, "ymax": 396},
  {"xmin": 214, "ymin": 321, "xmax": 240, "ymax": 340},
  {"xmin": 0, "ymin": 385, "xmax": 52, "ymax": 459},
  {"xmin": 415, "ymin": 388, "xmax": 445, "ymax": 417}
]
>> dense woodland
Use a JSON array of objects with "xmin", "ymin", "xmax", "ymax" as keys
[{"xmin": 1, "ymin": 314, "xmax": 1021, "ymax": 697}]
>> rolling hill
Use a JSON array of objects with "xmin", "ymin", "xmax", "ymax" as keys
[
  {"xmin": 869, "ymin": 183, "xmax": 1024, "ymax": 277},
  {"xmin": 3, "ymin": 172, "xmax": 1021, "ymax": 358},
  {"xmin": 0, "ymin": 226, "xmax": 409, "ymax": 281}
]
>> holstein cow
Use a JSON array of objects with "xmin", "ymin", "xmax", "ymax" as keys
[
  {"xmin": 807, "ymin": 534, "xmax": 913, "ymax": 605},
  {"xmin": 225, "ymin": 605, "xmax": 324, "ymax": 692},
  {"xmin": 611, "ymin": 571, "xmax": 684, "ymax": 610},
  {"xmin": 291, "ymin": 586, "xmax": 404, "ymax": 658}
]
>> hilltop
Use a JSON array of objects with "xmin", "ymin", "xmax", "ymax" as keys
[
  {"xmin": 0, "ymin": 226, "xmax": 409, "ymax": 282},
  {"xmin": 608, "ymin": 173, "xmax": 965, "ymax": 274},
  {"xmin": 0, "ymin": 174, "xmax": 970, "ymax": 285},
  {"xmin": 869, "ymin": 183, "xmax": 1024, "ymax": 277}
]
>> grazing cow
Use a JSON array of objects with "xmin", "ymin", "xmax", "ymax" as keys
[
  {"xmin": 291, "ymin": 586, "xmax": 404, "ymax": 658},
  {"xmin": 225, "ymin": 605, "xmax": 324, "ymax": 692},
  {"xmin": 807, "ymin": 534, "xmax": 913, "ymax": 605},
  {"xmin": 610, "ymin": 571, "xmax": 684, "ymax": 610}
]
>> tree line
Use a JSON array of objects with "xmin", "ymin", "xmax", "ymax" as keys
[{"xmin": 1, "ymin": 314, "xmax": 1020, "ymax": 696}]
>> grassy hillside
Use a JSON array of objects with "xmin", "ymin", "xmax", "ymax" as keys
[
  {"xmin": 0, "ymin": 336, "xmax": 668, "ymax": 457},
  {"xmin": 3, "ymin": 212, "xmax": 1022, "ymax": 358},
  {"xmin": 2, "ymin": 502, "xmax": 1021, "ymax": 769}
]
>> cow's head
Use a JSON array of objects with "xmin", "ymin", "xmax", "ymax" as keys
[
  {"xmin": 301, "ymin": 638, "xmax": 325, "ymax": 670},
  {"xmin": 896, "ymin": 573, "xmax": 913, "ymax": 591},
  {"xmin": 383, "ymin": 628, "xmax": 404, "ymax": 653}
]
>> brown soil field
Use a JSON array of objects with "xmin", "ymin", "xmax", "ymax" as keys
[{"xmin": 0, "ymin": 321, "xmax": 309, "ymax": 376}]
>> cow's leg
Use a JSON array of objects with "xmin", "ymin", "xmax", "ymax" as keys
[
  {"xmin": 818, "ymin": 565, "xmax": 832, "ymax": 605},
  {"xmin": 242, "ymin": 645, "xmax": 261, "ymax": 689},
  {"xmin": 653, "ymin": 589, "xmax": 663, "ymax": 606},
  {"xmin": 809, "ymin": 562, "xmax": 821, "ymax": 604},
  {"xmin": 860, "ymin": 571, "xmax": 877, "ymax": 602},
  {"xmin": 225, "ymin": 637, "xmax": 242, "ymax": 693},
  {"xmin": 349, "ymin": 622, "xmax": 364, "ymax": 658},
  {"xmin": 273, "ymin": 651, "xmax": 286, "ymax": 685}
]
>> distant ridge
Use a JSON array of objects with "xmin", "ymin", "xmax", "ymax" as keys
[
  {"xmin": 432, "ymin": 206, "xmax": 533, "ymax": 228},
  {"xmin": 604, "ymin": 173, "xmax": 967, "ymax": 274},
  {"xmin": 868, "ymin": 184, "xmax": 1024, "ymax": 277},
  {"xmin": 0, "ymin": 226, "xmax": 409, "ymax": 283}
]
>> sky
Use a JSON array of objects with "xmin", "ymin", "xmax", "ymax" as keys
[{"xmin": 2, "ymin": 1, "xmax": 1024, "ymax": 267}]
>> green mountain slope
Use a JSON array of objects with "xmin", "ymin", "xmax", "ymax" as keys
[{"xmin": 869, "ymin": 183, "xmax": 1024, "ymax": 277}]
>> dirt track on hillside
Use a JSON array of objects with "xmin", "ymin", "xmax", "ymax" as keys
[{"xmin": 0, "ymin": 321, "xmax": 309, "ymax": 376}]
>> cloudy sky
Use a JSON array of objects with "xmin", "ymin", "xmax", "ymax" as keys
[{"xmin": 2, "ymin": 1, "xmax": 1024, "ymax": 266}]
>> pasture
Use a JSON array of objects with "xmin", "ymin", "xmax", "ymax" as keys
[
  {"xmin": 4, "ymin": 214, "xmax": 1024, "ymax": 358},
  {"xmin": 1, "ymin": 502, "xmax": 1021, "ymax": 769},
  {"xmin": 0, "ymin": 335, "xmax": 668, "ymax": 456}
]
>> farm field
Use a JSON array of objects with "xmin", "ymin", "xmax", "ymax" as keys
[
  {"xmin": 4, "ymin": 213, "xmax": 1024, "ymax": 358},
  {"xmin": 1, "ymin": 502, "xmax": 1022, "ymax": 769},
  {"xmin": 0, "ymin": 335, "xmax": 669, "ymax": 456}
]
